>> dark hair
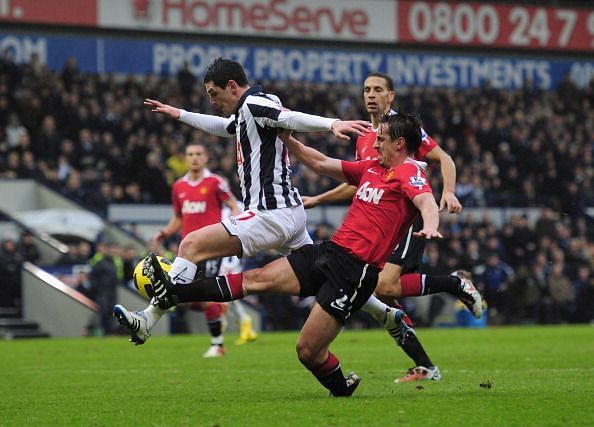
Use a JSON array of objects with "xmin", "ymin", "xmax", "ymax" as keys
[
  {"xmin": 203, "ymin": 57, "xmax": 249, "ymax": 89},
  {"xmin": 366, "ymin": 72, "xmax": 394, "ymax": 91},
  {"xmin": 185, "ymin": 141, "xmax": 207, "ymax": 152},
  {"xmin": 380, "ymin": 113, "xmax": 422, "ymax": 154}
]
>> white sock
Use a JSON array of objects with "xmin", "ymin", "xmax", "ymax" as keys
[
  {"xmin": 362, "ymin": 294, "xmax": 392, "ymax": 324},
  {"xmin": 211, "ymin": 335, "xmax": 224, "ymax": 345},
  {"xmin": 229, "ymin": 300, "xmax": 250, "ymax": 322},
  {"xmin": 169, "ymin": 257, "xmax": 197, "ymax": 284},
  {"xmin": 144, "ymin": 303, "xmax": 168, "ymax": 330}
]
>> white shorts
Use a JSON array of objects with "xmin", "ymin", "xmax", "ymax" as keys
[{"xmin": 221, "ymin": 205, "xmax": 313, "ymax": 258}]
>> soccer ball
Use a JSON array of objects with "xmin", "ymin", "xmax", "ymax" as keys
[{"xmin": 133, "ymin": 255, "xmax": 172, "ymax": 299}]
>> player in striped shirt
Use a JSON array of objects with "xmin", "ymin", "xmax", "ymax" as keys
[{"xmin": 114, "ymin": 58, "xmax": 370, "ymax": 345}]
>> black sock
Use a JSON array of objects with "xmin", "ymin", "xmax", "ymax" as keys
[
  {"xmin": 207, "ymin": 320, "xmax": 222, "ymax": 339},
  {"xmin": 424, "ymin": 275, "xmax": 460, "ymax": 296},
  {"xmin": 172, "ymin": 276, "xmax": 236, "ymax": 303},
  {"xmin": 400, "ymin": 331, "xmax": 433, "ymax": 368},
  {"xmin": 308, "ymin": 352, "xmax": 349, "ymax": 396}
]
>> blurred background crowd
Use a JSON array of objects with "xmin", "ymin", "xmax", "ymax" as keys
[{"xmin": 1, "ymin": 54, "xmax": 593, "ymax": 331}]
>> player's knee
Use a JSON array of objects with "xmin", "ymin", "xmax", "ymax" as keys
[
  {"xmin": 295, "ymin": 340, "xmax": 317, "ymax": 368},
  {"xmin": 242, "ymin": 268, "xmax": 271, "ymax": 293},
  {"xmin": 375, "ymin": 276, "xmax": 402, "ymax": 299}
]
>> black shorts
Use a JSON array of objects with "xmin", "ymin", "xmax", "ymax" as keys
[
  {"xmin": 386, "ymin": 216, "xmax": 426, "ymax": 274},
  {"xmin": 287, "ymin": 241, "xmax": 380, "ymax": 325}
]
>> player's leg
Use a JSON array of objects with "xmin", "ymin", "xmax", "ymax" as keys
[
  {"xmin": 230, "ymin": 301, "xmax": 257, "ymax": 345},
  {"xmin": 197, "ymin": 259, "xmax": 226, "ymax": 357},
  {"xmin": 114, "ymin": 225, "xmax": 241, "ymax": 345},
  {"xmin": 219, "ymin": 256, "xmax": 258, "ymax": 344},
  {"xmin": 200, "ymin": 301, "xmax": 226, "ymax": 358},
  {"xmin": 296, "ymin": 303, "xmax": 359, "ymax": 397},
  {"xmin": 366, "ymin": 226, "xmax": 442, "ymax": 382},
  {"xmin": 293, "ymin": 242, "xmax": 377, "ymax": 396}
]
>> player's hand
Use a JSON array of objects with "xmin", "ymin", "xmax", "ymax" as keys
[
  {"xmin": 144, "ymin": 98, "xmax": 181, "ymax": 119},
  {"xmin": 331, "ymin": 120, "xmax": 371, "ymax": 141},
  {"xmin": 301, "ymin": 196, "xmax": 320, "ymax": 209},
  {"xmin": 439, "ymin": 190, "xmax": 462, "ymax": 214},
  {"xmin": 151, "ymin": 230, "xmax": 166, "ymax": 246},
  {"xmin": 413, "ymin": 228, "xmax": 444, "ymax": 240},
  {"xmin": 277, "ymin": 129, "xmax": 293, "ymax": 142}
]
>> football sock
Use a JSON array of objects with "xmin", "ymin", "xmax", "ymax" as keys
[
  {"xmin": 361, "ymin": 294, "xmax": 391, "ymax": 323},
  {"xmin": 399, "ymin": 273, "xmax": 424, "ymax": 296},
  {"xmin": 168, "ymin": 257, "xmax": 198, "ymax": 285},
  {"xmin": 230, "ymin": 300, "xmax": 250, "ymax": 322},
  {"xmin": 171, "ymin": 273, "xmax": 244, "ymax": 303},
  {"xmin": 144, "ymin": 303, "xmax": 168, "ymax": 329},
  {"xmin": 400, "ymin": 330, "xmax": 433, "ymax": 368},
  {"xmin": 210, "ymin": 334, "xmax": 224, "ymax": 346},
  {"xmin": 308, "ymin": 352, "xmax": 349, "ymax": 396},
  {"xmin": 423, "ymin": 275, "xmax": 460, "ymax": 296}
]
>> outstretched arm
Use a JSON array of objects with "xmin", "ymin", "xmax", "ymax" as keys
[
  {"xmin": 425, "ymin": 146, "xmax": 462, "ymax": 213},
  {"xmin": 302, "ymin": 183, "xmax": 356, "ymax": 209},
  {"xmin": 411, "ymin": 193, "xmax": 443, "ymax": 240},
  {"xmin": 273, "ymin": 110, "xmax": 370, "ymax": 141},
  {"xmin": 280, "ymin": 134, "xmax": 346, "ymax": 182},
  {"xmin": 144, "ymin": 98, "xmax": 234, "ymax": 137}
]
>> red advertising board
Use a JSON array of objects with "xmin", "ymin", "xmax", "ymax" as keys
[
  {"xmin": 0, "ymin": 0, "xmax": 97, "ymax": 26},
  {"xmin": 397, "ymin": 1, "xmax": 594, "ymax": 52}
]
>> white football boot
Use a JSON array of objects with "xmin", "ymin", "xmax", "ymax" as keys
[{"xmin": 113, "ymin": 304, "xmax": 151, "ymax": 345}]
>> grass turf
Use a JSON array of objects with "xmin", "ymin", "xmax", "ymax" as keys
[{"xmin": 1, "ymin": 325, "xmax": 593, "ymax": 426}]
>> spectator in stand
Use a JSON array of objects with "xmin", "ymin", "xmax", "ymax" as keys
[
  {"xmin": 0, "ymin": 236, "xmax": 24, "ymax": 310},
  {"xmin": 89, "ymin": 241, "xmax": 121, "ymax": 335},
  {"xmin": 18, "ymin": 230, "xmax": 40, "ymax": 264},
  {"xmin": 473, "ymin": 251, "xmax": 514, "ymax": 322},
  {"xmin": 545, "ymin": 262, "xmax": 575, "ymax": 323}
]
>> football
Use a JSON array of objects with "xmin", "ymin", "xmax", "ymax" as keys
[{"xmin": 132, "ymin": 255, "xmax": 172, "ymax": 299}]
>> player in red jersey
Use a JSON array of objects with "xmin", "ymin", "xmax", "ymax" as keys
[
  {"xmin": 151, "ymin": 141, "xmax": 256, "ymax": 357},
  {"xmin": 303, "ymin": 73, "xmax": 482, "ymax": 383},
  {"xmin": 143, "ymin": 114, "xmax": 442, "ymax": 396}
]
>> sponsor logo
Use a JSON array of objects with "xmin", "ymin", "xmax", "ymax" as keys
[
  {"xmin": 330, "ymin": 294, "xmax": 348, "ymax": 311},
  {"xmin": 356, "ymin": 181, "xmax": 384, "ymax": 204},
  {"xmin": 181, "ymin": 200, "xmax": 207, "ymax": 214}
]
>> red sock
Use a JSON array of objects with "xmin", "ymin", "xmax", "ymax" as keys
[
  {"xmin": 311, "ymin": 352, "xmax": 340, "ymax": 379},
  {"xmin": 204, "ymin": 302, "xmax": 222, "ymax": 321},
  {"xmin": 399, "ymin": 273, "xmax": 423, "ymax": 297},
  {"xmin": 224, "ymin": 273, "xmax": 245, "ymax": 299}
]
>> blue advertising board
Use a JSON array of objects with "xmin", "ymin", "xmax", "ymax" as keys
[{"xmin": 1, "ymin": 32, "xmax": 593, "ymax": 89}]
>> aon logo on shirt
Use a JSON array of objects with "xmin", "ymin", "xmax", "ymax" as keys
[
  {"xmin": 182, "ymin": 200, "xmax": 207, "ymax": 214},
  {"xmin": 356, "ymin": 181, "xmax": 384, "ymax": 204}
]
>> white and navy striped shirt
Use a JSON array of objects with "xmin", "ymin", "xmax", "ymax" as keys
[{"xmin": 178, "ymin": 85, "xmax": 337, "ymax": 211}]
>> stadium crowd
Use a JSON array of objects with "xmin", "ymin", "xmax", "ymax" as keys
[{"xmin": 0, "ymin": 53, "xmax": 592, "ymax": 326}]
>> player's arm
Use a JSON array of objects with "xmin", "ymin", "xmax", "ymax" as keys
[
  {"xmin": 302, "ymin": 183, "xmax": 356, "ymax": 209},
  {"xmin": 425, "ymin": 145, "xmax": 462, "ymax": 214},
  {"xmin": 411, "ymin": 193, "xmax": 443, "ymax": 240},
  {"xmin": 281, "ymin": 134, "xmax": 345, "ymax": 182},
  {"xmin": 152, "ymin": 214, "xmax": 182, "ymax": 244},
  {"xmin": 263, "ymin": 109, "xmax": 370, "ymax": 141},
  {"xmin": 144, "ymin": 98, "xmax": 234, "ymax": 137}
]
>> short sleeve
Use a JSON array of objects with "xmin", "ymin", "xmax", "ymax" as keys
[{"xmin": 398, "ymin": 164, "xmax": 433, "ymax": 199}]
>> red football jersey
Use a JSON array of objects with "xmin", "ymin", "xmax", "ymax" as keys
[
  {"xmin": 331, "ymin": 159, "xmax": 432, "ymax": 267},
  {"xmin": 171, "ymin": 170, "xmax": 232, "ymax": 238},
  {"xmin": 355, "ymin": 121, "xmax": 437, "ymax": 162}
]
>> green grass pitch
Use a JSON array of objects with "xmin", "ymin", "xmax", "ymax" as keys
[{"xmin": 1, "ymin": 325, "xmax": 593, "ymax": 426}]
